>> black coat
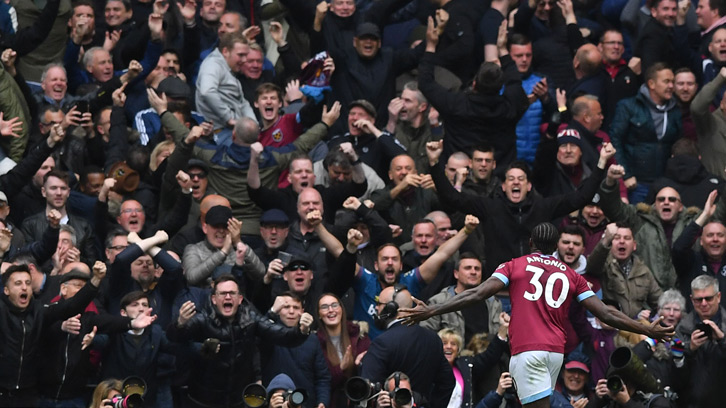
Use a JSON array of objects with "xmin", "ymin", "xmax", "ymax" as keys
[
  {"xmin": 431, "ymin": 161, "xmax": 605, "ymax": 275},
  {"xmin": 419, "ymin": 53, "xmax": 528, "ymax": 167},
  {"xmin": 646, "ymin": 155, "xmax": 725, "ymax": 208},
  {"xmin": 0, "ymin": 279, "xmax": 99, "ymax": 392},
  {"xmin": 360, "ymin": 322, "xmax": 455, "ymax": 408},
  {"xmin": 166, "ymin": 299, "xmax": 307, "ymax": 407}
]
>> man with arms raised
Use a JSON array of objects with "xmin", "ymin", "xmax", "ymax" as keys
[{"xmin": 401, "ymin": 223, "xmax": 674, "ymax": 408}]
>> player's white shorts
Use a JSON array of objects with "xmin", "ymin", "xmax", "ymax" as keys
[{"xmin": 509, "ymin": 350, "xmax": 564, "ymax": 404}]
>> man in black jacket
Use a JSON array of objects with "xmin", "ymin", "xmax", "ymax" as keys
[
  {"xmin": 169, "ymin": 274, "xmax": 309, "ymax": 408},
  {"xmin": 419, "ymin": 18, "xmax": 528, "ymax": 167},
  {"xmin": 361, "ymin": 285, "xmax": 455, "ymax": 408},
  {"xmin": 0, "ymin": 262, "xmax": 105, "ymax": 406},
  {"xmin": 426, "ymin": 137, "xmax": 615, "ymax": 275}
]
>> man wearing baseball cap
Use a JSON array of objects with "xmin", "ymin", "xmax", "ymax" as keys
[
  {"xmin": 326, "ymin": 98, "xmax": 406, "ymax": 179},
  {"xmin": 182, "ymin": 205, "xmax": 265, "ymax": 288},
  {"xmin": 552, "ymin": 356, "xmax": 592, "ymax": 406},
  {"xmin": 328, "ymin": 20, "xmax": 425, "ymax": 165}
]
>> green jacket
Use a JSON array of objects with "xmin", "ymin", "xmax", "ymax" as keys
[
  {"xmin": 597, "ymin": 179, "xmax": 700, "ymax": 290},
  {"xmin": 160, "ymin": 112, "xmax": 329, "ymax": 235},
  {"xmin": 0, "ymin": 61, "xmax": 29, "ymax": 161},
  {"xmin": 586, "ymin": 242, "xmax": 663, "ymax": 317}
]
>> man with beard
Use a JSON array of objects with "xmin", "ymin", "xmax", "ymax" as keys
[
  {"xmin": 384, "ymin": 82, "xmax": 443, "ymax": 174},
  {"xmin": 105, "ymin": 230, "xmax": 184, "ymax": 327},
  {"xmin": 673, "ymin": 68, "xmax": 698, "ymax": 140},
  {"xmin": 554, "ymin": 225, "xmax": 601, "ymax": 353},
  {"xmin": 342, "ymin": 214, "xmax": 480, "ymax": 339},
  {"xmin": 420, "ymin": 253, "xmax": 503, "ymax": 343},
  {"xmin": 586, "ymin": 223, "xmax": 662, "ymax": 318}
]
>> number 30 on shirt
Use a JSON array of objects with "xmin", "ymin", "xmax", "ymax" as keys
[{"xmin": 523, "ymin": 265, "xmax": 570, "ymax": 308}]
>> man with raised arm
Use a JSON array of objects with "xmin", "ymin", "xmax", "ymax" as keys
[{"xmin": 401, "ymin": 222, "xmax": 675, "ymax": 408}]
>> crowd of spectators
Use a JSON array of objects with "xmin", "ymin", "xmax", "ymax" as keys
[{"xmin": 1, "ymin": 0, "xmax": 726, "ymax": 406}]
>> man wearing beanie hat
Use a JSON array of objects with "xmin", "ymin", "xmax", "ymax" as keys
[{"xmin": 532, "ymin": 127, "xmax": 602, "ymax": 197}]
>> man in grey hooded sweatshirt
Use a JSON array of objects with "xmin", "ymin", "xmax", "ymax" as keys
[{"xmin": 608, "ymin": 62, "xmax": 682, "ymax": 204}]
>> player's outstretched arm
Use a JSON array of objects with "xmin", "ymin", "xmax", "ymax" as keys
[
  {"xmin": 581, "ymin": 296, "xmax": 675, "ymax": 341},
  {"xmin": 400, "ymin": 276, "xmax": 505, "ymax": 324}
]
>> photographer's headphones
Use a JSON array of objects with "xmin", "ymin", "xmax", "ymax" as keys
[{"xmin": 379, "ymin": 284, "xmax": 408, "ymax": 320}]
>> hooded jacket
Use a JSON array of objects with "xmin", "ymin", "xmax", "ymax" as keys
[{"xmin": 646, "ymin": 155, "xmax": 725, "ymax": 208}]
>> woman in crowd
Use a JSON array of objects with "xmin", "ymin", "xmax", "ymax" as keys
[
  {"xmin": 316, "ymin": 293, "xmax": 370, "ymax": 408},
  {"xmin": 439, "ymin": 313, "xmax": 510, "ymax": 408}
]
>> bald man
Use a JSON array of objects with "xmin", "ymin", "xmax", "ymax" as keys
[
  {"xmin": 568, "ymin": 44, "xmax": 605, "ymax": 101},
  {"xmin": 361, "ymin": 285, "xmax": 455, "ymax": 408}
]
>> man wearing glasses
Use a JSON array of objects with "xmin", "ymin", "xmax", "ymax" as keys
[
  {"xmin": 675, "ymin": 275, "xmax": 726, "ymax": 407},
  {"xmin": 598, "ymin": 164, "xmax": 700, "ymax": 291},
  {"xmin": 598, "ymin": 29, "xmax": 641, "ymax": 129},
  {"xmin": 170, "ymin": 274, "xmax": 309, "ymax": 408}
]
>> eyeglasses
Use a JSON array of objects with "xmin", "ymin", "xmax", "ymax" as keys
[
  {"xmin": 601, "ymin": 41, "xmax": 624, "ymax": 46},
  {"xmin": 216, "ymin": 291, "xmax": 239, "ymax": 297},
  {"xmin": 108, "ymin": 245, "xmax": 128, "ymax": 251},
  {"xmin": 189, "ymin": 172, "xmax": 207, "ymax": 180},
  {"xmin": 319, "ymin": 302, "xmax": 340, "ymax": 311},
  {"xmin": 373, "ymin": 296, "xmax": 386, "ymax": 306},
  {"xmin": 692, "ymin": 295, "xmax": 717, "ymax": 303},
  {"xmin": 121, "ymin": 208, "xmax": 144, "ymax": 214},
  {"xmin": 40, "ymin": 120, "xmax": 63, "ymax": 127},
  {"xmin": 655, "ymin": 196, "xmax": 679, "ymax": 203},
  {"xmin": 287, "ymin": 263, "xmax": 310, "ymax": 271}
]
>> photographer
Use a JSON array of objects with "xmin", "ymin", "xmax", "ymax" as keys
[
  {"xmin": 674, "ymin": 275, "xmax": 726, "ymax": 408},
  {"xmin": 376, "ymin": 372, "xmax": 414, "ymax": 408},
  {"xmin": 267, "ymin": 374, "xmax": 308, "ymax": 408},
  {"xmin": 588, "ymin": 376, "xmax": 673, "ymax": 408}
]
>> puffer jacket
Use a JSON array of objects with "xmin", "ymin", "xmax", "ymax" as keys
[
  {"xmin": 597, "ymin": 179, "xmax": 700, "ymax": 290},
  {"xmin": 609, "ymin": 86, "xmax": 682, "ymax": 182},
  {"xmin": 166, "ymin": 299, "xmax": 307, "ymax": 407},
  {"xmin": 515, "ymin": 73, "xmax": 546, "ymax": 164}
]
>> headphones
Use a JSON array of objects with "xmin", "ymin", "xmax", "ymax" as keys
[{"xmin": 379, "ymin": 284, "xmax": 408, "ymax": 320}]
